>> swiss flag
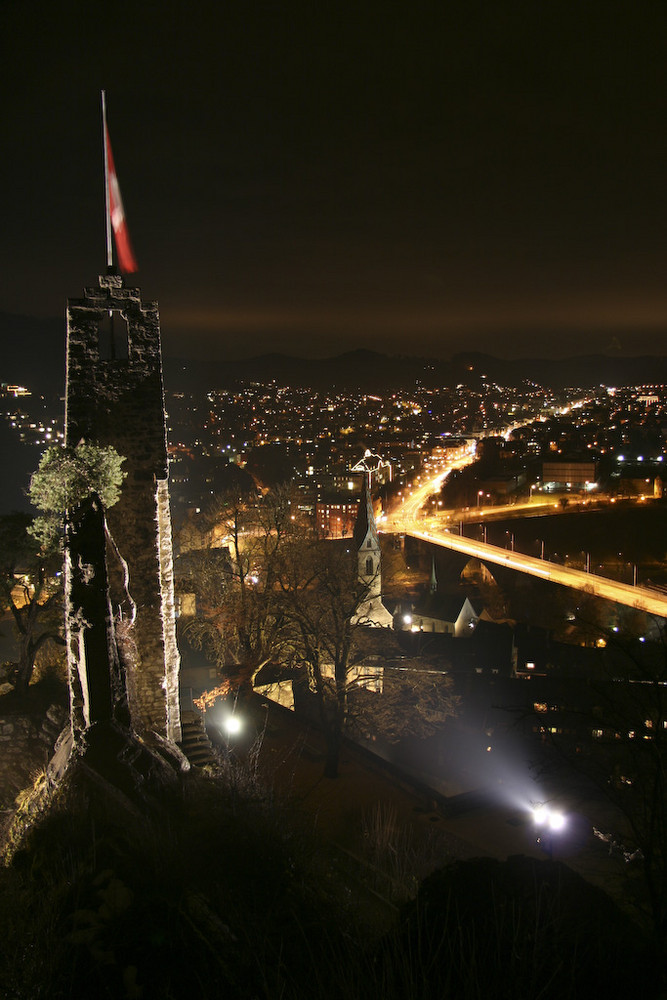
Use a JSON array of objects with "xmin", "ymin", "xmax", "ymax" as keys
[{"xmin": 105, "ymin": 125, "xmax": 138, "ymax": 274}]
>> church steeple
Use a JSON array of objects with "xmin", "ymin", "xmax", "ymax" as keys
[
  {"xmin": 351, "ymin": 474, "xmax": 393, "ymax": 628},
  {"xmin": 430, "ymin": 553, "xmax": 438, "ymax": 594}
]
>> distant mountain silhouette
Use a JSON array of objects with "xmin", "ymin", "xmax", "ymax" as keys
[
  {"xmin": 164, "ymin": 348, "xmax": 667, "ymax": 392},
  {"xmin": 449, "ymin": 351, "xmax": 667, "ymax": 390},
  {"xmin": 2, "ymin": 312, "xmax": 666, "ymax": 394}
]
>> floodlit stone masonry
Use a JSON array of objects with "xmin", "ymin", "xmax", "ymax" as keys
[{"xmin": 65, "ymin": 274, "xmax": 181, "ymax": 742}]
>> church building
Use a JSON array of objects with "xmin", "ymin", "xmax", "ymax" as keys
[{"xmin": 351, "ymin": 476, "xmax": 394, "ymax": 628}]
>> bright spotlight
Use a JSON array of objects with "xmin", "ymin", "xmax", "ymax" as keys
[
  {"xmin": 548, "ymin": 811, "xmax": 566, "ymax": 832},
  {"xmin": 532, "ymin": 804, "xmax": 549, "ymax": 825},
  {"xmin": 531, "ymin": 802, "xmax": 566, "ymax": 833}
]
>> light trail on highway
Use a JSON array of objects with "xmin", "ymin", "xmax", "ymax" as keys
[{"xmin": 384, "ymin": 454, "xmax": 474, "ymax": 529}]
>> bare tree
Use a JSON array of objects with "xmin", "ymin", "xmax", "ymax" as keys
[
  {"xmin": 181, "ymin": 491, "xmax": 453, "ymax": 780},
  {"xmin": 177, "ymin": 488, "xmax": 294, "ymax": 698},
  {"xmin": 278, "ymin": 530, "xmax": 391, "ymax": 778},
  {"xmin": 349, "ymin": 664, "xmax": 460, "ymax": 746}
]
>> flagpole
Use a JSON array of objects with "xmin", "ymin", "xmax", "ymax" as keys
[
  {"xmin": 101, "ymin": 90, "xmax": 114, "ymax": 272},
  {"xmin": 101, "ymin": 90, "xmax": 117, "ymax": 358}
]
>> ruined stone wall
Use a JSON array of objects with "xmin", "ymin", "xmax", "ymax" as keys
[
  {"xmin": 0, "ymin": 704, "xmax": 68, "ymax": 816},
  {"xmin": 65, "ymin": 275, "xmax": 181, "ymax": 742},
  {"xmin": 156, "ymin": 478, "xmax": 181, "ymax": 742},
  {"xmin": 65, "ymin": 496, "xmax": 130, "ymax": 733}
]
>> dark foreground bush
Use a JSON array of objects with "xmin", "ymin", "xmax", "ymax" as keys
[
  {"xmin": 0, "ymin": 760, "xmax": 361, "ymax": 1000},
  {"xmin": 371, "ymin": 854, "xmax": 658, "ymax": 999},
  {"xmin": 0, "ymin": 754, "xmax": 660, "ymax": 1000}
]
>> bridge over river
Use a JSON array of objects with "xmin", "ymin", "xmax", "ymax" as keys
[{"xmin": 404, "ymin": 525, "xmax": 667, "ymax": 619}]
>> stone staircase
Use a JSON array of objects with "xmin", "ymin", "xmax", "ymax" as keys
[{"xmin": 178, "ymin": 711, "xmax": 218, "ymax": 767}]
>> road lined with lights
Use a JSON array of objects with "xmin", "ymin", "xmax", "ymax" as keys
[
  {"xmin": 382, "ymin": 411, "xmax": 667, "ymax": 618},
  {"xmin": 384, "ymin": 453, "xmax": 475, "ymax": 529},
  {"xmin": 405, "ymin": 524, "xmax": 667, "ymax": 617}
]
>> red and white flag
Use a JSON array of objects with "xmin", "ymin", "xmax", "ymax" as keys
[{"xmin": 105, "ymin": 125, "xmax": 138, "ymax": 274}]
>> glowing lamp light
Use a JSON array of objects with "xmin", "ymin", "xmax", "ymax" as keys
[{"xmin": 223, "ymin": 715, "xmax": 242, "ymax": 736}]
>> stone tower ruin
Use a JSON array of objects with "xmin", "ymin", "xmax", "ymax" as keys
[{"xmin": 65, "ymin": 273, "xmax": 181, "ymax": 743}]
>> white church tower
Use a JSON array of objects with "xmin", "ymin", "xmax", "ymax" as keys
[{"xmin": 351, "ymin": 475, "xmax": 394, "ymax": 627}]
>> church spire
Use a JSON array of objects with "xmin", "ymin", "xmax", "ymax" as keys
[
  {"xmin": 351, "ymin": 473, "xmax": 393, "ymax": 628},
  {"xmin": 353, "ymin": 471, "xmax": 378, "ymax": 551},
  {"xmin": 430, "ymin": 553, "xmax": 438, "ymax": 594}
]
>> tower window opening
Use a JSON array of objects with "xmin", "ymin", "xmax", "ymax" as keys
[
  {"xmin": 365, "ymin": 557, "xmax": 374, "ymax": 575},
  {"xmin": 98, "ymin": 310, "xmax": 130, "ymax": 360}
]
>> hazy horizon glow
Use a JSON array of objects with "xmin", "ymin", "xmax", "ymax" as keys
[{"xmin": 3, "ymin": 2, "xmax": 667, "ymax": 362}]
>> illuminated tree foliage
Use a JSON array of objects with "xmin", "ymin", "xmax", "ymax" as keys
[
  {"xmin": 0, "ymin": 513, "xmax": 64, "ymax": 694},
  {"xmin": 0, "ymin": 443, "xmax": 126, "ymax": 693},
  {"xmin": 28, "ymin": 441, "xmax": 126, "ymax": 551}
]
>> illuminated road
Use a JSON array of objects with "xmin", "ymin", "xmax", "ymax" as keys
[
  {"xmin": 383, "ymin": 411, "xmax": 582, "ymax": 531},
  {"xmin": 382, "ymin": 413, "xmax": 666, "ymax": 618},
  {"xmin": 406, "ymin": 525, "xmax": 667, "ymax": 618},
  {"xmin": 384, "ymin": 454, "xmax": 475, "ymax": 529}
]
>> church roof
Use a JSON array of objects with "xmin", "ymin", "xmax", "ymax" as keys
[{"xmin": 413, "ymin": 591, "xmax": 483, "ymax": 620}]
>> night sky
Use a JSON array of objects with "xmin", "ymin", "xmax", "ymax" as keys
[{"xmin": 2, "ymin": 1, "xmax": 667, "ymax": 362}]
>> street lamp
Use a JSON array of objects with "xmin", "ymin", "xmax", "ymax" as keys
[
  {"xmin": 220, "ymin": 713, "xmax": 243, "ymax": 758},
  {"xmin": 223, "ymin": 714, "xmax": 242, "ymax": 737}
]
